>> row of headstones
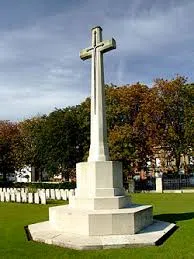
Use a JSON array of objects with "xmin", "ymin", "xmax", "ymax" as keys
[
  {"xmin": 0, "ymin": 187, "xmax": 28, "ymax": 193},
  {"xmin": 0, "ymin": 191, "xmax": 46, "ymax": 204},
  {"xmin": 0, "ymin": 188, "xmax": 75, "ymax": 204},
  {"xmin": 44, "ymin": 188, "xmax": 75, "ymax": 200}
]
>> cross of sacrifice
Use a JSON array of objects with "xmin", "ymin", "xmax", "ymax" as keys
[{"xmin": 80, "ymin": 26, "xmax": 116, "ymax": 162}]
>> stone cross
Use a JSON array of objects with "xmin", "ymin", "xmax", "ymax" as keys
[{"xmin": 80, "ymin": 26, "xmax": 116, "ymax": 161}]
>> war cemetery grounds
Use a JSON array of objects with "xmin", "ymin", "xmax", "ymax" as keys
[
  {"xmin": 1, "ymin": 25, "xmax": 193, "ymax": 258},
  {"xmin": 0, "ymin": 193, "xmax": 193, "ymax": 259}
]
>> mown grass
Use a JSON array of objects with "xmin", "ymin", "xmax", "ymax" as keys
[{"xmin": 0, "ymin": 193, "xmax": 194, "ymax": 259}]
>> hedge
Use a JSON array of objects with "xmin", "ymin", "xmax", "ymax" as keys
[{"xmin": 0, "ymin": 181, "xmax": 76, "ymax": 189}]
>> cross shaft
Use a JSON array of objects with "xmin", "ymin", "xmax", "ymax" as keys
[{"xmin": 80, "ymin": 26, "xmax": 116, "ymax": 162}]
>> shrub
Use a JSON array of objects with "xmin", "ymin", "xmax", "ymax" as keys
[{"xmin": 0, "ymin": 181, "xmax": 76, "ymax": 189}]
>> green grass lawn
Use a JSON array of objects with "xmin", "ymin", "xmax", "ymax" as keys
[{"xmin": 0, "ymin": 194, "xmax": 194, "ymax": 259}]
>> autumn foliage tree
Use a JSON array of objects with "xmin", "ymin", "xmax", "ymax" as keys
[
  {"xmin": 136, "ymin": 76, "xmax": 194, "ymax": 171},
  {"xmin": 1, "ymin": 76, "xmax": 193, "ymax": 181},
  {"xmin": 0, "ymin": 121, "xmax": 21, "ymax": 181},
  {"xmin": 106, "ymin": 83, "xmax": 153, "ymax": 174}
]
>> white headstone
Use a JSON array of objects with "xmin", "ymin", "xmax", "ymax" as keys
[
  {"xmin": 21, "ymin": 193, "xmax": 27, "ymax": 203},
  {"xmin": 46, "ymin": 189, "xmax": 50, "ymax": 199},
  {"xmin": 5, "ymin": 192, "xmax": 10, "ymax": 202},
  {"xmin": 40, "ymin": 193, "xmax": 46, "ymax": 204},
  {"xmin": 0, "ymin": 192, "xmax": 5, "ymax": 202},
  {"xmin": 28, "ymin": 193, "xmax": 33, "ymax": 203},
  {"xmin": 60, "ymin": 189, "xmax": 67, "ymax": 200},
  {"xmin": 21, "ymin": 188, "xmax": 26, "ymax": 193},
  {"xmin": 11, "ymin": 193, "xmax": 16, "ymax": 202},
  {"xmin": 34, "ymin": 193, "xmax": 40, "ymax": 204},
  {"xmin": 38, "ymin": 189, "xmax": 45, "ymax": 199},
  {"xmin": 50, "ymin": 189, "xmax": 55, "ymax": 200},
  {"xmin": 16, "ymin": 192, "xmax": 21, "ymax": 203},
  {"xmin": 65, "ymin": 189, "xmax": 69, "ymax": 200},
  {"xmin": 55, "ymin": 189, "xmax": 61, "ymax": 200},
  {"xmin": 10, "ymin": 188, "xmax": 14, "ymax": 193}
]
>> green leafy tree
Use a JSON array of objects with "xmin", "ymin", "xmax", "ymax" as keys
[
  {"xmin": 34, "ymin": 107, "xmax": 87, "ymax": 180},
  {"xmin": 17, "ymin": 116, "xmax": 47, "ymax": 180}
]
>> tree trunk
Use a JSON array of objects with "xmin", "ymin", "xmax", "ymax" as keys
[
  {"xmin": 175, "ymin": 153, "xmax": 181, "ymax": 172},
  {"xmin": 3, "ymin": 171, "xmax": 7, "ymax": 182}
]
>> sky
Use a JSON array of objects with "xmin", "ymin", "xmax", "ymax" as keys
[{"xmin": 0, "ymin": 0, "xmax": 194, "ymax": 121}]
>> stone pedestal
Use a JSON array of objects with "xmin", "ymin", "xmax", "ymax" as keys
[
  {"xmin": 70, "ymin": 161, "xmax": 128, "ymax": 209},
  {"xmin": 48, "ymin": 161, "xmax": 152, "ymax": 236},
  {"xmin": 49, "ymin": 204, "xmax": 152, "ymax": 236},
  {"xmin": 28, "ymin": 160, "xmax": 176, "ymax": 249}
]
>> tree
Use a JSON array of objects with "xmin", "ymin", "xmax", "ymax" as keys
[
  {"xmin": 136, "ymin": 76, "xmax": 194, "ymax": 171},
  {"xmin": 108, "ymin": 124, "xmax": 135, "ymax": 179},
  {"xmin": 154, "ymin": 76, "xmax": 194, "ymax": 170},
  {"xmin": 32, "ymin": 107, "xmax": 87, "ymax": 180},
  {"xmin": 0, "ymin": 121, "xmax": 21, "ymax": 181},
  {"xmin": 74, "ymin": 98, "xmax": 90, "ymax": 161},
  {"xmin": 106, "ymin": 83, "xmax": 149, "ymax": 128},
  {"xmin": 106, "ymin": 83, "xmax": 152, "ymax": 174},
  {"xmin": 16, "ymin": 102, "xmax": 90, "ymax": 181},
  {"xmin": 17, "ymin": 116, "xmax": 48, "ymax": 180},
  {"xmin": 4, "ymin": 76, "xmax": 192, "ymax": 182}
]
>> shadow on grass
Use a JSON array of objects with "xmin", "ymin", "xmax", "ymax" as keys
[
  {"xmin": 46, "ymin": 200, "xmax": 68, "ymax": 205},
  {"xmin": 24, "ymin": 225, "xmax": 32, "ymax": 241},
  {"xmin": 154, "ymin": 212, "xmax": 194, "ymax": 223},
  {"xmin": 153, "ymin": 212, "xmax": 194, "ymax": 245}
]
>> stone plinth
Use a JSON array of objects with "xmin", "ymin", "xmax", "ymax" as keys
[
  {"xmin": 49, "ymin": 204, "xmax": 153, "ymax": 236},
  {"xmin": 75, "ymin": 161, "xmax": 125, "ymax": 197},
  {"xmin": 27, "ymin": 161, "xmax": 175, "ymax": 250},
  {"xmin": 28, "ymin": 220, "xmax": 176, "ymax": 250},
  {"xmin": 28, "ymin": 161, "xmax": 158, "ymax": 249},
  {"xmin": 70, "ymin": 161, "xmax": 129, "ymax": 210}
]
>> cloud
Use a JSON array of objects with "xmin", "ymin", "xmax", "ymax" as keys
[{"xmin": 0, "ymin": 0, "xmax": 194, "ymax": 121}]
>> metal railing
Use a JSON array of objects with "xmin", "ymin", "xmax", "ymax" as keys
[
  {"xmin": 133, "ymin": 175, "xmax": 194, "ymax": 192},
  {"xmin": 162, "ymin": 176, "xmax": 194, "ymax": 190},
  {"xmin": 134, "ymin": 178, "xmax": 156, "ymax": 192}
]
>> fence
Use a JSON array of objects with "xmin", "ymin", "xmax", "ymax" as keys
[
  {"xmin": 162, "ymin": 176, "xmax": 194, "ymax": 190},
  {"xmin": 133, "ymin": 175, "xmax": 194, "ymax": 192},
  {"xmin": 134, "ymin": 178, "xmax": 156, "ymax": 192}
]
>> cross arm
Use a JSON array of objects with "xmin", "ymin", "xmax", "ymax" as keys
[
  {"xmin": 100, "ymin": 38, "xmax": 116, "ymax": 54},
  {"xmin": 80, "ymin": 46, "xmax": 92, "ymax": 61}
]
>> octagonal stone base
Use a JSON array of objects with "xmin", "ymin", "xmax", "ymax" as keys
[
  {"xmin": 28, "ymin": 219, "xmax": 176, "ymax": 250},
  {"xmin": 49, "ymin": 204, "xmax": 153, "ymax": 236},
  {"xmin": 27, "ymin": 160, "xmax": 176, "ymax": 249}
]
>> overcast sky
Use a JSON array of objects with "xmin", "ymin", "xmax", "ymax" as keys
[{"xmin": 1, "ymin": 0, "xmax": 194, "ymax": 121}]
